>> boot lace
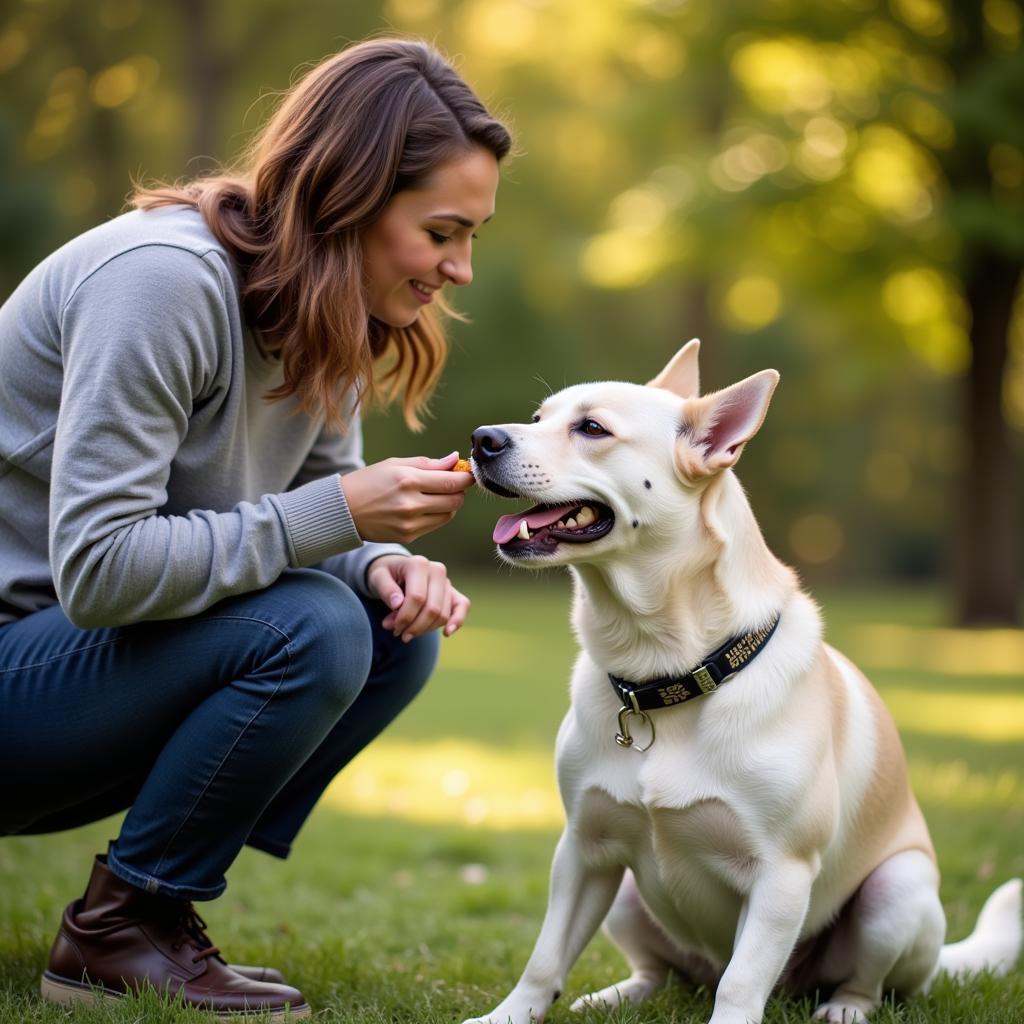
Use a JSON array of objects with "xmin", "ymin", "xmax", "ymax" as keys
[{"xmin": 170, "ymin": 903, "xmax": 222, "ymax": 964}]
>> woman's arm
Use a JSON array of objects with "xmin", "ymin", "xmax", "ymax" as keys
[
  {"xmin": 293, "ymin": 420, "xmax": 472, "ymax": 637},
  {"xmin": 287, "ymin": 408, "xmax": 411, "ymax": 597},
  {"xmin": 50, "ymin": 245, "xmax": 360, "ymax": 628}
]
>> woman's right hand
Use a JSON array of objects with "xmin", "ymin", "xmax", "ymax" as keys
[{"xmin": 340, "ymin": 451, "xmax": 474, "ymax": 544}]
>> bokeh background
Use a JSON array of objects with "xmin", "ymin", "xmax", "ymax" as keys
[
  {"xmin": 1, "ymin": 0, "xmax": 1022, "ymax": 624},
  {"xmin": 3, "ymin": 7, "xmax": 1024, "ymax": 1020}
]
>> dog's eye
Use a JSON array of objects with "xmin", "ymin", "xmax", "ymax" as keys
[
  {"xmin": 579, "ymin": 419, "xmax": 609, "ymax": 437},
  {"xmin": 531, "ymin": 414, "xmax": 541, "ymax": 423}
]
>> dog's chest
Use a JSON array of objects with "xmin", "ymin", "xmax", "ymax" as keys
[
  {"xmin": 574, "ymin": 784, "xmax": 751, "ymax": 956},
  {"xmin": 575, "ymin": 783, "xmax": 757, "ymax": 883}
]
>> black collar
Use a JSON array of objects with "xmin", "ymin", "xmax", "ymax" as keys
[{"xmin": 608, "ymin": 613, "xmax": 781, "ymax": 714}]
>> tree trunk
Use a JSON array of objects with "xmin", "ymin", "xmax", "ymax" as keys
[
  {"xmin": 179, "ymin": 0, "xmax": 224, "ymax": 174},
  {"xmin": 944, "ymin": 0, "xmax": 1022, "ymax": 624},
  {"xmin": 955, "ymin": 255, "xmax": 1022, "ymax": 624}
]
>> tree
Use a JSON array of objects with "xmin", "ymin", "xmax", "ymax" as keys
[
  {"xmin": 939, "ymin": 0, "xmax": 1023, "ymax": 623},
  {"xmin": 3, "ymin": 0, "xmax": 1021, "ymax": 618},
  {"xmin": 423, "ymin": 0, "xmax": 1023, "ymax": 621}
]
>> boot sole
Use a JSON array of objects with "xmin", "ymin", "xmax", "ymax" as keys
[{"xmin": 41, "ymin": 971, "xmax": 312, "ymax": 1020}]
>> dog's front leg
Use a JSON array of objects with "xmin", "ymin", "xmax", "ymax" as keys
[
  {"xmin": 708, "ymin": 859, "xmax": 816, "ymax": 1024},
  {"xmin": 463, "ymin": 830, "xmax": 624, "ymax": 1024}
]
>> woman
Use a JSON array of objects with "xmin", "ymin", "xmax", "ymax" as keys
[{"xmin": 0, "ymin": 38, "xmax": 511, "ymax": 1019}]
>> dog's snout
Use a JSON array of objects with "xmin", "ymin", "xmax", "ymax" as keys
[{"xmin": 471, "ymin": 426, "xmax": 512, "ymax": 463}]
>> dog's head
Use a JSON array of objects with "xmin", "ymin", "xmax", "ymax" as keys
[{"xmin": 471, "ymin": 340, "xmax": 779, "ymax": 569}]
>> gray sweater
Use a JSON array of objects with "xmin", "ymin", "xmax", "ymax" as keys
[{"xmin": 0, "ymin": 205, "xmax": 407, "ymax": 628}]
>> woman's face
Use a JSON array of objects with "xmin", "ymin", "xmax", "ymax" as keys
[{"xmin": 362, "ymin": 146, "xmax": 500, "ymax": 328}]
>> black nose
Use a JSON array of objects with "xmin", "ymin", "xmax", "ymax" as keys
[{"xmin": 471, "ymin": 426, "xmax": 512, "ymax": 463}]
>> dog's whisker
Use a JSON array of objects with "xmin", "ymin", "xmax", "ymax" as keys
[{"xmin": 531, "ymin": 374, "xmax": 555, "ymax": 398}]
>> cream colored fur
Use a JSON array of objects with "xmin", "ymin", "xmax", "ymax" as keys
[{"xmin": 463, "ymin": 341, "xmax": 1022, "ymax": 1024}]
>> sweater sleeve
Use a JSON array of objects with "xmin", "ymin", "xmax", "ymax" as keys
[
  {"xmin": 50, "ymin": 244, "xmax": 361, "ymax": 628},
  {"xmin": 289, "ymin": 411, "xmax": 411, "ymax": 597}
]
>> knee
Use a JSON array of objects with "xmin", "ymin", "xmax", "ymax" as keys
[
  {"xmin": 365, "ymin": 625, "xmax": 439, "ymax": 711},
  {"xmin": 272, "ymin": 571, "xmax": 374, "ymax": 712},
  {"xmin": 389, "ymin": 629, "xmax": 440, "ymax": 698}
]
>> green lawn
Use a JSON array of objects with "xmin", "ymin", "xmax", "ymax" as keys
[{"xmin": 2, "ymin": 575, "xmax": 1022, "ymax": 1023}]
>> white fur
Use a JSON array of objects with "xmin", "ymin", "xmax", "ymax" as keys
[
  {"xmin": 463, "ymin": 344, "xmax": 1022, "ymax": 1024},
  {"xmin": 935, "ymin": 879, "xmax": 1023, "ymax": 980}
]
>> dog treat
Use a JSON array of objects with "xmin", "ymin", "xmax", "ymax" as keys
[{"xmin": 452, "ymin": 458, "xmax": 472, "ymax": 473}]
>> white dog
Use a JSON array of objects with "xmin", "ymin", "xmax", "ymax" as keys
[{"xmin": 463, "ymin": 341, "xmax": 1021, "ymax": 1024}]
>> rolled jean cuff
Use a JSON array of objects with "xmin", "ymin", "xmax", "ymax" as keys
[
  {"xmin": 106, "ymin": 847, "xmax": 226, "ymax": 902},
  {"xmin": 245, "ymin": 832, "xmax": 292, "ymax": 860}
]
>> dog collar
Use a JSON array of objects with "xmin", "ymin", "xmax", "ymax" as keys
[{"xmin": 607, "ymin": 613, "xmax": 781, "ymax": 751}]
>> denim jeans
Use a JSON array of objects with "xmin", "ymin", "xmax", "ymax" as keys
[{"xmin": 0, "ymin": 561, "xmax": 438, "ymax": 900}]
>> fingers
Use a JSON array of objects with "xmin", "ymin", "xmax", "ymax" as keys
[
  {"xmin": 387, "ymin": 557, "xmax": 446, "ymax": 640},
  {"xmin": 429, "ymin": 451, "xmax": 460, "ymax": 469},
  {"xmin": 410, "ymin": 468, "xmax": 475, "ymax": 496},
  {"xmin": 366, "ymin": 562, "xmax": 404, "ymax": 611},
  {"xmin": 376, "ymin": 461, "xmax": 471, "ymax": 543},
  {"xmin": 384, "ymin": 557, "xmax": 469, "ymax": 641},
  {"xmin": 343, "ymin": 454, "xmax": 475, "ymax": 544},
  {"xmin": 444, "ymin": 587, "xmax": 471, "ymax": 637},
  {"xmin": 391, "ymin": 452, "xmax": 474, "ymax": 495},
  {"xmin": 401, "ymin": 570, "xmax": 453, "ymax": 641},
  {"xmin": 400, "ymin": 451, "xmax": 460, "ymax": 472}
]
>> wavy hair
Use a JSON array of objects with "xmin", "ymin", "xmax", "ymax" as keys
[{"xmin": 133, "ymin": 38, "xmax": 512, "ymax": 430}]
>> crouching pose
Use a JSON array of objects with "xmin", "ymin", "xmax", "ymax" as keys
[{"xmin": 0, "ymin": 37, "xmax": 509, "ymax": 1019}]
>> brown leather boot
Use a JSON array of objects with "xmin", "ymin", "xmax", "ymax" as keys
[
  {"xmin": 40, "ymin": 856, "xmax": 309, "ymax": 1019},
  {"xmin": 231, "ymin": 964, "xmax": 288, "ymax": 984},
  {"xmin": 170, "ymin": 905, "xmax": 287, "ymax": 985}
]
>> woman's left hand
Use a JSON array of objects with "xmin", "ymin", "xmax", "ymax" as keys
[{"xmin": 366, "ymin": 554, "xmax": 471, "ymax": 641}]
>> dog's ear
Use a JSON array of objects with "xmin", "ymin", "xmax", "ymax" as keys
[
  {"xmin": 682, "ymin": 369, "xmax": 779, "ymax": 476},
  {"xmin": 648, "ymin": 338, "xmax": 700, "ymax": 398}
]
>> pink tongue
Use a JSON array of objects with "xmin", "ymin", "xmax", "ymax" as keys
[{"xmin": 493, "ymin": 503, "xmax": 580, "ymax": 544}]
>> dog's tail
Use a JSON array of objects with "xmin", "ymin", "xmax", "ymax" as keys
[{"xmin": 934, "ymin": 878, "xmax": 1022, "ymax": 981}]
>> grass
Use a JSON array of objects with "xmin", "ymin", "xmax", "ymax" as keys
[{"xmin": 2, "ymin": 574, "xmax": 1022, "ymax": 1023}]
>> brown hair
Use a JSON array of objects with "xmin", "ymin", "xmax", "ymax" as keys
[{"xmin": 133, "ymin": 38, "xmax": 512, "ymax": 430}]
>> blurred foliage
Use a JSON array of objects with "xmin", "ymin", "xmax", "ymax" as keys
[{"xmin": 1, "ymin": 0, "xmax": 1022, "ymax": 598}]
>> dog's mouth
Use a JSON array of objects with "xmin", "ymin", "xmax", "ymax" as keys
[{"xmin": 492, "ymin": 500, "xmax": 615, "ymax": 555}]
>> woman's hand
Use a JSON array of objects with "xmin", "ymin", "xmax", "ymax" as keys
[
  {"xmin": 366, "ymin": 554, "xmax": 471, "ymax": 641},
  {"xmin": 340, "ymin": 452, "xmax": 473, "ymax": 544}
]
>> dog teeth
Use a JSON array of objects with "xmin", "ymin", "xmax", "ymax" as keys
[
  {"xmin": 552, "ymin": 506, "xmax": 597, "ymax": 532},
  {"xmin": 576, "ymin": 506, "xmax": 596, "ymax": 527},
  {"xmin": 521, "ymin": 505, "xmax": 599, "ymax": 540}
]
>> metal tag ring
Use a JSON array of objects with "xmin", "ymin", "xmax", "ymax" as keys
[{"xmin": 614, "ymin": 706, "xmax": 655, "ymax": 752}]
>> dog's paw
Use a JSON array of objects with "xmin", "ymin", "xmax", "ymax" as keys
[
  {"xmin": 570, "ymin": 986, "xmax": 620, "ymax": 1013},
  {"xmin": 813, "ymin": 994, "xmax": 876, "ymax": 1023},
  {"xmin": 461, "ymin": 1004, "xmax": 536, "ymax": 1024},
  {"xmin": 570, "ymin": 977, "xmax": 659, "ymax": 1012}
]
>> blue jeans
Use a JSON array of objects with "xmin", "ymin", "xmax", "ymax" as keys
[{"xmin": 0, "ymin": 562, "xmax": 438, "ymax": 900}]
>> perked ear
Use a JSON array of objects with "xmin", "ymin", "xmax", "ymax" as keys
[
  {"xmin": 689, "ymin": 369, "xmax": 779, "ymax": 474},
  {"xmin": 648, "ymin": 338, "xmax": 701, "ymax": 398}
]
